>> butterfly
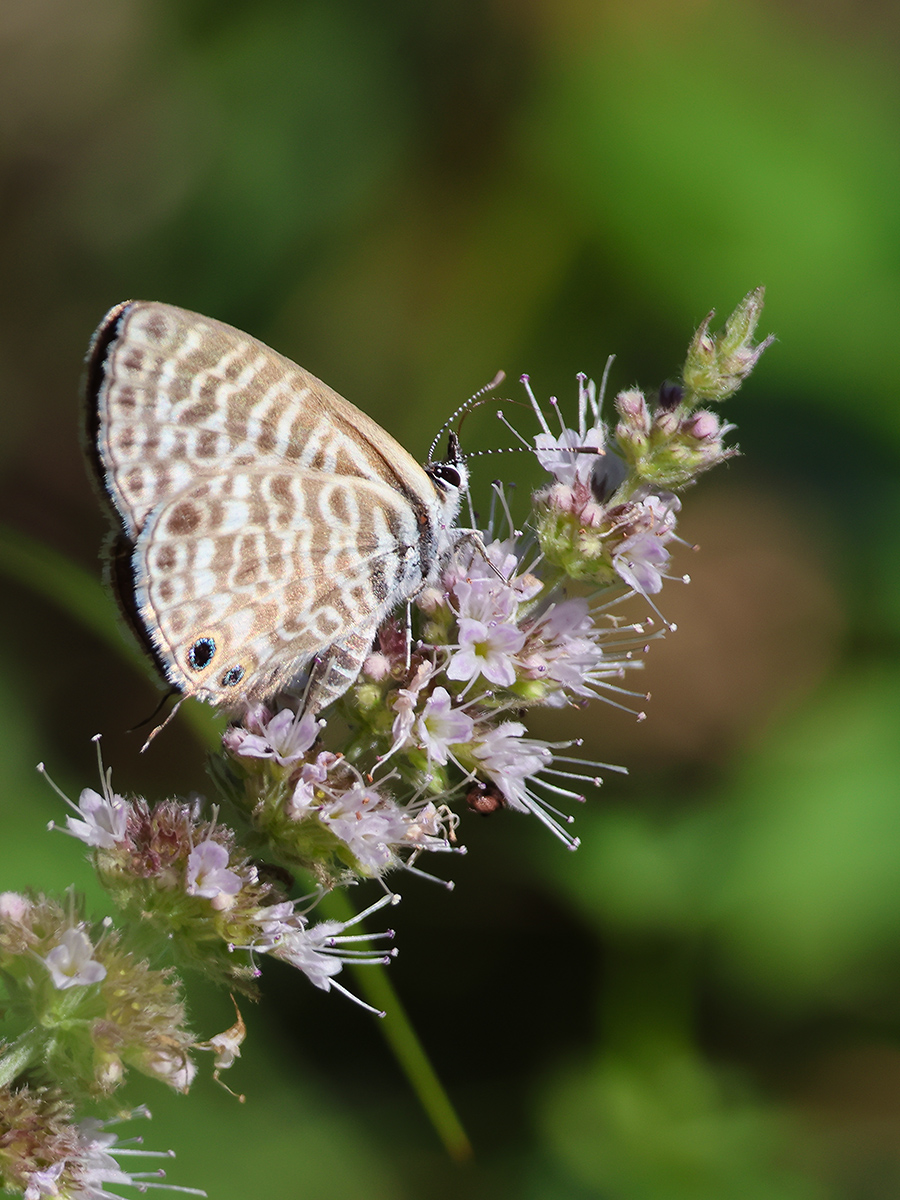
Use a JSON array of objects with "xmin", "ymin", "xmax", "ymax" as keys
[{"xmin": 85, "ymin": 301, "xmax": 467, "ymax": 718}]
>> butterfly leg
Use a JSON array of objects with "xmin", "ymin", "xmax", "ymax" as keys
[
  {"xmin": 404, "ymin": 601, "xmax": 413, "ymax": 670},
  {"xmin": 302, "ymin": 627, "xmax": 378, "ymax": 714}
]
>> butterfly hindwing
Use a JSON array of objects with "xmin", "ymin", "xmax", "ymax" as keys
[{"xmin": 130, "ymin": 467, "xmax": 425, "ymax": 705}]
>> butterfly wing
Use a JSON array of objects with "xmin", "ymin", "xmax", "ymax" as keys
[
  {"xmin": 87, "ymin": 300, "xmax": 439, "ymax": 538},
  {"xmin": 131, "ymin": 466, "xmax": 426, "ymax": 705},
  {"xmin": 86, "ymin": 301, "xmax": 454, "ymax": 710}
]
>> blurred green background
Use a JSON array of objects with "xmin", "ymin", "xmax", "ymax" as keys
[{"xmin": 2, "ymin": 0, "xmax": 900, "ymax": 1196}]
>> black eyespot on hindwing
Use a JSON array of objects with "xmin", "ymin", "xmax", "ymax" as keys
[
  {"xmin": 188, "ymin": 637, "xmax": 216, "ymax": 671},
  {"xmin": 221, "ymin": 665, "xmax": 245, "ymax": 688}
]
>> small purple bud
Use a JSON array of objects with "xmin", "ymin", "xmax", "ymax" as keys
[{"xmin": 615, "ymin": 388, "xmax": 651, "ymax": 436}]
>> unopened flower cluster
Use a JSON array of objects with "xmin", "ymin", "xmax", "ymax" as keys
[{"xmin": 1, "ymin": 289, "xmax": 769, "ymax": 1199}]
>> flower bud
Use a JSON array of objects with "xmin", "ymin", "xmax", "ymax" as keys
[
  {"xmin": 653, "ymin": 410, "xmax": 680, "ymax": 438},
  {"xmin": 684, "ymin": 410, "xmax": 720, "ymax": 441},
  {"xmin": 683, "ymin": 286, "xmax": 773, "ymax": 403},
  {"xmin": 657, "ymin": 381, "xmax": 684, "ymax": 411},
  {"xmin": 615, "ymin": 387, "xmax": 651, "ymax": 436}
]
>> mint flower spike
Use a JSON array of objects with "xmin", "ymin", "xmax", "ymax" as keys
[
  {"xmin": 42, "ymin": 747, "xmax": 302, "ymax": 996},
  {"xmin": 0, "ymin": 1092, "xmax": 206, "ymax": 1200},
  {"xmin": 526, "ymin": 288, "xmax": 769, "ymax": 588},
  {"xmin": 0, "ymin": 892, "xmax": 198, "ymax": 1099},
  {"xmin": 217, "ymin": 293, "xmax": 767, "ymax": 865},
  {"xmin": 682, "ymin": 285, "xmax": 774, "ymax": 406}
]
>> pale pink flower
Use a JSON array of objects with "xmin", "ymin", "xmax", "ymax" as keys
[
  {"xmin": 322, "ymin": 783, "xmax": 413, "ymax": 876},
  {"xmin": 271, "ymin": 894, "xmax": 399, "ymax": 1013},
  {"xmin": 446, "ymin": 618, "xmax": 526, "ymax": 688},
  {"xmin": 229, "ymin": 708, "xmax": 322, "ymax": 766},
  {"xmin": 66, "ymin": 787, "xmax": 128, "ymax": 848},
  {"xmin": 185, "ymin": 841, "xmax": 242, "ymax": 904},
  {"xmin": 415, "ymin": 687, "xmax": 475, "ymax": 765},
  {"xmin": 387, "ymin": 661, "xmax": 438, "ymax": 758},
  {"xmin": 534, "ymin": 424, "xmax": 606, "ymax": 488},
  {"xmin": 612, "ymin": 532, "xmax": 672, "ymax": 594},
  {"xmin": 42, "ymin": 928, "xmax": 106, "ymax": 990}
]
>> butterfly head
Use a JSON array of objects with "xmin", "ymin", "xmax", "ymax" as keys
[
  {"xmin": 425, "ymin": 431, "xmax": 469, "ymax": 497},
  {"xmin": 425, "ymin": 370, "xmax": 505, "ymax": 485}
]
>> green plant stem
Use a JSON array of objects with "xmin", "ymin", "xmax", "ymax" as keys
[{"xmin": 320, "ymin": 887, "xmax": 472, "ymax": 1162}]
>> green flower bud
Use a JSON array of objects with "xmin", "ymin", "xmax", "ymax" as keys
[{"xmin": 683, "ymin": 286, "xmax": 773, "ymax": 404}]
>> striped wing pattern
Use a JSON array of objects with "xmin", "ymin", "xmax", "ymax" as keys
[{"xmin": 87, "ymin": 301, "xmax": 461, "ymax": 710}]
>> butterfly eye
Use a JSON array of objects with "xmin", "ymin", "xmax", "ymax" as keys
[
  {"xmin": 430, "ymin": 464, "xmax": 461, "ymax": 490},
  {"xmin": 187, "ymin": 637, "xmax": 216, "ymax": 671},
  {"xmin": 221, "ymin": 665, "xmax": 245, "ymax": 688}
]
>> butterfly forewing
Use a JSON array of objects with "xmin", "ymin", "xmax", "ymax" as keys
[
  {"xmin": 90, "ymin": 302, "xmax": 440, "ymax": 531},
  {"xmin": 87, "ymin": 301, "xmax": 465, "ymax": 712}
]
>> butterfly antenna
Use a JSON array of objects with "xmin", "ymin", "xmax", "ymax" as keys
[
  {"xmin": 428, "ymin": 371, "xmax": 506, "ymax": 462},
  {"xmin": 449, "ymin": 388, "xmax": 563, "ymax": 465}
]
